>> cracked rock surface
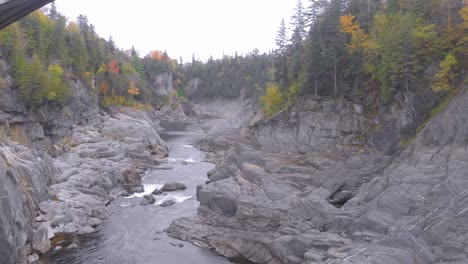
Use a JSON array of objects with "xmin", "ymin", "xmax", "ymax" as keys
[{"xmin": 168, "ymin": 86, "xmax": 468, "ymax": 264}]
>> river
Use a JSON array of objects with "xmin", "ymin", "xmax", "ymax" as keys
[{"xmin": 46, "ymin": 124, "xmax": 231, "ymax": 264}]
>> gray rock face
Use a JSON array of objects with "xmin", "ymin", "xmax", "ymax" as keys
[
  {"xmin": 0, "ymin": 142, "xmax": 51, "ymax": 263},
  {"xmin": 185, "ymin": 78, "xmax": 201, "ymax": 98},
  {"xmin": 0, "ymin": 54, "xmax": 169, "ymax": 263},
  {"xmin": 0, "ymin": 55, "xmax": 99, "ymax": 149},
  {"xmin": 0, "ymin": 107, "xmax": 169, "ymax": 264},
  {"xmin": 168, "ymin": 87, "xmax": 468, "ymax": 263},
  {"xmin": 151, "ymin": 72, "xmax": 174, "ymax": 97},
  {"xmin": 161, "ymin": 182, "xmax": 187, "ymax": 192}
]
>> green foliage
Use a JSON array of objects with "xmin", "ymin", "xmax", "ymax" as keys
[
  {"xmin": 15, "ymin": 54, "xmax": 71, "ymax": 106},
  {"xmin": 47, "ymin": 64, "xmax": 71, "ymax": 103},
  {"xmin": 432, "ymin": 53, "xmax": 459, "ymax": 92},
  {"xmin": 176, "ymin": 89, "xmax": 188, "ymax": 101},
  {"xmin": 260, "ymin": 83, "xmax": 285, "ymax": 117},
  {"xmin": 286, "ymin": 81, "xmax": 300, "ymax": 106},
  {"xmin": 1, "ymin": 1, "xmax": 465, "ymax": 112},
  {"xmin": 15, "ymin": 54, "xmax": 46, "ymax": 105},
  {"xmin": 368, "ymin": 12, "xmax": 423, "ymax": 102}
]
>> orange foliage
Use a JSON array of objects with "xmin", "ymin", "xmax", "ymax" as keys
[
  {"xmin": 339, "ymin": 14, "xmax": 368, "ymax": 52},
  {"xmin": 128, "ymin": 81, "xmax": 140, "ymax": 95},
  {"xmin": 149, "ymin": 50, "xmax": 171, "ymax": 62},
  {"xmin": 150, "ymin": 51, "xmax": 164, "ymax": 61},
  {"xmin": 340, "ymin": 14, "xmax": 359, "ymax": 34},
  {"xmin": 110, "ymin": 60, "xmax": 119, "ymax": 75}
]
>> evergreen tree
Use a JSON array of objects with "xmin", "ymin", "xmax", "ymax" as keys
[{"xmin": 274, "ymin": 19, "xmax": 289, "ymax": 88}]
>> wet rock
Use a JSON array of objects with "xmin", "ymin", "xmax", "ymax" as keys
[
  {"xmin": 152, "ymin": 188, "xmax": 163, "ymax": 195},
  {"xmin": 161, "ymin": 182, "xmax": 187, "ymax": 192},
  {"xmin": 32, "ymin": 225, "xmax": 51, "ymax": 254},
  {"xmin": 178, "ymin": 243, "xmax": 184, "ymax": 247},
  {"xmin": 160, "ymin": 200, "xmax": 176, "ymax": 207},
  {"xmin": 140, "ymin": 195, "xmax": 156, "ymax": 205},
  {"xmin": 67, "ymin": 243, "xmax": 78, "ymax": 249}
]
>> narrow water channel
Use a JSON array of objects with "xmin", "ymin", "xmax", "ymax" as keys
[{"xmin": 47, "ymin": 124, "xmax": 231, "ymax": 264}]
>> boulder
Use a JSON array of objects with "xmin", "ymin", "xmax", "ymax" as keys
[
  {"xmin": 140, "ymin": 195, "xmax": 156, "ymax": 205},
  {"xmin": 161, "ymin": 182, "xmax": 187, "ymax": 192},
  {"xmin": 160, "ymin": 200, "xmax": 176, "ymax": 207}
]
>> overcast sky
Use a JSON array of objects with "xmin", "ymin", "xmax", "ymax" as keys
[{"xmin": 51, "ymin": 0, "xmax": 297, "ymax": 62}]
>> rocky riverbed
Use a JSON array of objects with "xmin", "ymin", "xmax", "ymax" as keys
[
  {"xmin": 0, "ymin": 107, "xmax": 168, "ymax": 263},
  {"xmin": 45, "ymin": 127, "xmax": 232, "ymax": 264},
  {"xmin": 168, "ymin": 86, "xmax": 468, "ymax": 263},
  {"xmin": 1, "ymin": 68, "xmax": 467, "ymax": 264}
]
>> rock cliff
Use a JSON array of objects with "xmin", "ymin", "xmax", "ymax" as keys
[
  {"xmin": 0, "ymin": 55, "xmax": 169, "ymax": 264},
  {"xmin": 168, "ymin": 85, "xmax": 468, "ymax": 264}
]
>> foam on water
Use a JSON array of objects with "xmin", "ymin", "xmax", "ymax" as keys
[
  {"xmin": 155, "ymin": 194, "xmax": 193, "ymax": 205},
  {"xmin": 166, "ymin": 157, "xmax": 198, "ymax": 163},
  {"xmin": 181, "ymin": 144, "xmax": 194, "ymax": 148},
  {"xmin": 125, "ymin": 184, "xmax": 163, "ymax": 198}
]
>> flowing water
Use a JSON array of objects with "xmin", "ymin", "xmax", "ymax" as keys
[{"xmin": 46, "ymin": 125, "xmax": 231, "ymax": 264}]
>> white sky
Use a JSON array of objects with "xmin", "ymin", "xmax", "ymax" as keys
[{"xmin": 50, "ymin": 0, "xmax": 296, "ymax": 62}]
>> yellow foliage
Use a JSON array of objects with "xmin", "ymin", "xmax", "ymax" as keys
[
  {"xmin": 97, "ymin": 64, "xmax": 109, "ymax": 75},
  {"xmin": 339, "ymin": 14, "xmax": 369, "ymax": 53},
  {"xmin": 340, "ymin": 14, "xmax": 359, "ymax": 34},
  {"xmin": 260, "ymin": 83, "xmax": 285, "ymax": 117},
  {"xmin": 432, "ymin": 53, "xmax": 459, "ymax": 92}
]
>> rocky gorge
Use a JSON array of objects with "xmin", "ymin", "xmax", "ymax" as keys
[
  {"xmin": 168, "ymin": 83, "xmax": 468, "ymax": 264},
  {"xmin": 0, "ymin": 55, "xmax": 171, "ymax": 264},
  {"xmin": 1, "ymin": 48, "xmax": 467, "ymax": 264}
]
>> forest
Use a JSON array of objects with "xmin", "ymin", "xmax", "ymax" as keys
[
  {"xmin": 0, "ymin": 0, "xmax": 466, "ymax": 115},
  {"xmin": 262, "ymin": 0, "xmax": 466, "ymax": 116}
]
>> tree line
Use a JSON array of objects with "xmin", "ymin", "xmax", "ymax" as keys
[
  {"xmin": 0, "ymin": 1, "xmax": 465, "ymax": 114},
  {"xmin": 0, "ymin": 4, "xmax": 184, "ymax": 109},
  {"xmin": 261, "ymin": 0, "xmax": 466, "ymax": 116}
]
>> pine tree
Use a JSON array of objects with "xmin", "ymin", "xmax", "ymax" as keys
[{"xmin": 274, "ymin": 19, "xmax": 289, "ymax": 88}]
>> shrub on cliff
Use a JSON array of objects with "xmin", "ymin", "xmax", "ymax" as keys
[{"xmin": 260, "ymin": 83, "xmax": 285, "ymax": 117}]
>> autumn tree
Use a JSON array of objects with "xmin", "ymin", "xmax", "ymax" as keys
[
  {"xmin": 260, "ymin": 83, "xmax": 285, "ymax": 117},
  {"xmin": 340, "ymin": 14, "xmax": 369, "ymax": 94},
  {"xmin": 128, "ymin": 81, "xmax": 140, "ymax": 96},
  {"xmin": 432, "ymin": 53, "xmax": 459, "ymax": 92}
]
